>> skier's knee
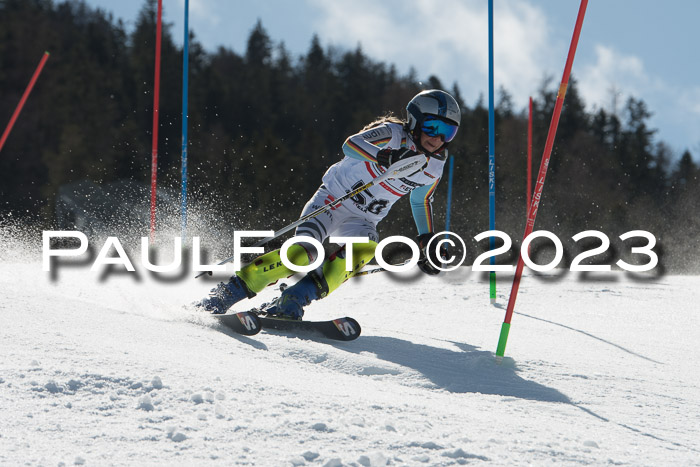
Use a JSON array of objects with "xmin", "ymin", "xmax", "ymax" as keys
[
  {"xmin": 237, "ymin": 244, "xmax": 310, "ymax": 293},
  {"xmin": 321, "ymin": 240, "xmax": 377, "ymax": 293}
]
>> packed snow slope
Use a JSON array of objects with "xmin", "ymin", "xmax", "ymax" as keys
[{"xmin": 1, "ymin": 248, "xmax": 699, "ymax": 466}]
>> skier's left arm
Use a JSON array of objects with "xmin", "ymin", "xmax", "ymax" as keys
[
  {"xmin": 410, "ymin": 180, "xmax": 449, "ymax": 275},
  {"xmin": 409, "ymin": 180, "xmax": 440, "ymax": 235}
]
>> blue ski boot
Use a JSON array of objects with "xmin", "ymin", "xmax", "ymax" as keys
[
  {"xmin": 198, "ymin": 276, "xmax": 253, "ymax": 314},
  {"xmin": 263, "ymin": 273, "xmax": 326, "ymax": 320}
]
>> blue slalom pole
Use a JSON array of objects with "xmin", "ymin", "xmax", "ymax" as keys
[
  {"xmin": 488, "ymin": 0, "xmax": 497, "ymax": 304},
  {"xmin": 180, "ymin": 0, "xmax": 190, "ymax": 240},
  {"xmin": 445, "ymin": 151, "xmax": 455, "ymax": 232}
]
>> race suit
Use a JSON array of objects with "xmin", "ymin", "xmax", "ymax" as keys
[
  {"xmin": 237, "ymin": 121, "xmax": 446, "ymax": 295},
  {"xmin": 296, "ymin": 121, "xmax": 446, "ymax": 244}
]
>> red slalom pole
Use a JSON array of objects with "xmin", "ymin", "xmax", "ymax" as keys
[
  {"xmin": 527, "ymin": 96, "xmax": 533, "ymax": 212},
  {"xmin": 149, "ymin": 0, "xmax": 163, "ymax": 244},
  {"xmin": 496, "ymin": 0, "xmax": 588, "ymax": 357},
  {"xmin": 0, "ymin": 51, "xmax": 50, "ymax": 153}
]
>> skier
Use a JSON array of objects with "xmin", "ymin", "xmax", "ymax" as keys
[{"xmin": 197, "ymin": 89, "xmax": 461, "ymax": 319}]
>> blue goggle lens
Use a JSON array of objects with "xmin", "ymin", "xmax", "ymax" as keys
[{"xmin": 420, "ymin": 116, "xmax": 459, "ymax": 142}]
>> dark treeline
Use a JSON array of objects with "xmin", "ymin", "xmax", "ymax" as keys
[{"xmin": 1, "ymin": 0, "xmax": 698, "ymax": 271}]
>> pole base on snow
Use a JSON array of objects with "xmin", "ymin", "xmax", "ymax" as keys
[
  {"xmin": 490, "ymin": 272, "xmax": 496, "ymax": 305},
  {"xmin": 496, "ymin": 321, "xmax": 511, "ymax": 357}
]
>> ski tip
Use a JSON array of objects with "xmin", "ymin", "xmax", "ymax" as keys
[
  {"xmin": 332, "ymin": 317, "xmax": 361, "ymax": 341},
  {"xmin": 216, "ymin": 311, "xmax": 262, "ymax": 336}
]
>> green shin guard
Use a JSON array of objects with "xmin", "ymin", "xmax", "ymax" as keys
[
  {"xmin": 321, "ymin": 241, "xmax": 378, "ymax": 294},
  {"xmin": 236, "ymin": 244, "xmax": 311, "ymax": 294}
]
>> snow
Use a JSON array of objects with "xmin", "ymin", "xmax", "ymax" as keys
[{"xmin": 2, "ymin": 239, "xmax": 700, "ymax": 466}]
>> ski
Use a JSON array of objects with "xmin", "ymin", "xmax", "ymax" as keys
[
  {"xmin": 216, "ymin": 311, "xmax": 262, "ymax": 336},
  {"xmin": 215, "ymin": 310, "xmax": 360, "ymax": 341},
  {"xmin": 258, "ymin": 316, "xmax": 361, "ymax": 341}
]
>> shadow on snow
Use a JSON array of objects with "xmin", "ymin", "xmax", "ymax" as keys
[{"xmin": 340, "ymin": 335, "xmax": 571, "ymax": 403}]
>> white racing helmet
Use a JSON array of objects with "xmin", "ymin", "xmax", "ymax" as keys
[{"xmin": 406, "ymin": 89, "xmax": 461, "ymax": 154}]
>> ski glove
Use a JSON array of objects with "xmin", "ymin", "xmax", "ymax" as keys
[
  {"xmin": 416, "ymin": 233, "xmax": 448, "ymax": 275},
  {"xmin": 376, "ymin": 148, "xmax": 421, "ymax": 168}
]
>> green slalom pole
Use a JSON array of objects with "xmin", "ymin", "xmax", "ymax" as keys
[
  {"xmin": 496, "ymin": 0, "xmax": 588, "ymax": 357},
  {"xmin": 496, "ymin": 323, "xmax": 510, "ymax": 356}
]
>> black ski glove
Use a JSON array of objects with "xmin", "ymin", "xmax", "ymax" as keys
[
  {"xmin": 416, "ymin": 232, "xmax": 448, "ymax": 275},
  {"xmin": 376, "ymin": 148, "xmax": 420, "ymax": 168}
]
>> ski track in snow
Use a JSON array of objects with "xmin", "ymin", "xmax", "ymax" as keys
[{"xmin": 1, "ymin": 255, "xmax": 700, "ymax": 466}]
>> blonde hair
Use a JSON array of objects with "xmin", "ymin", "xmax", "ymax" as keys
[{"xmin": 360, "ymin": 112, "xmax": 406, "ymax": 132}]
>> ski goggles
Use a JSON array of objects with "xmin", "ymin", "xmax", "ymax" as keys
[{"xmin": 420, "ymin": 116, "xmax": 459, "ymax": 142}]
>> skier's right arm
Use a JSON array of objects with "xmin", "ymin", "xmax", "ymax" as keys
[{"xmin": 342, "ymin": 124, "xmax": 394, "ymax": 163}]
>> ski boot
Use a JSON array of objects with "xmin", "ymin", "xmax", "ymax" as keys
[
  {"xmin": 197, "ymin": 276, "xmax": 253, "ymax": 314},
  {"xmin": 262, "ymin": 273, "xmax": 326, "ymax": 320}
]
